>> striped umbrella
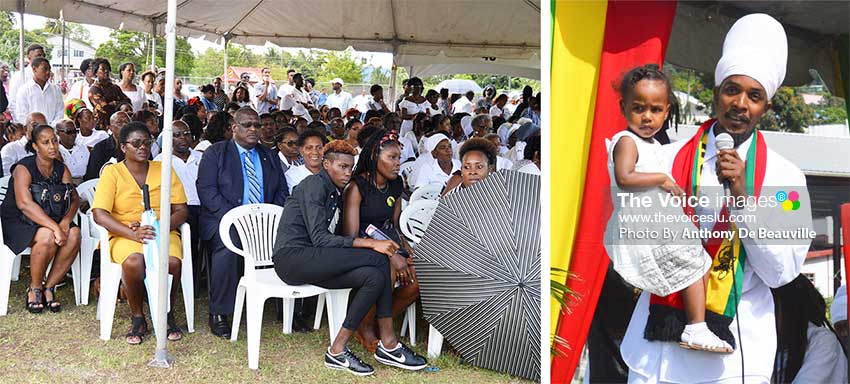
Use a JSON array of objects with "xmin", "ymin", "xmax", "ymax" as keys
[{"xmin": 414, "ymin": 170, "xmax": 540, "ymax": 381}]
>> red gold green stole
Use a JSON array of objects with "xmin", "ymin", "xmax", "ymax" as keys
[{"xmin": 644, "ymin": 119, "xmax": 766, "ymax": 348}]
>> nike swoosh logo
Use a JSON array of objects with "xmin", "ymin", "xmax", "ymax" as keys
[
  {"xmin": 384, "ymin": 350, "xmax": 406, "ymax": 364},
  {"xmin": 331, "ymin": 355, "xmax": 350, "ymax": 368}
]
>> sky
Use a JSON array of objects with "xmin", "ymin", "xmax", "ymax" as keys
[{"xmin": 13, "ymin": 13, "xmax": 394, "ymax": 69}]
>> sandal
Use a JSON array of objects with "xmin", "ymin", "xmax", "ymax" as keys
[
  {"xmin": 25, "ymin": 287, "xmax": 44, "ymax": 314},
  {"xmin": 43, "ymin": 286, "xmax": 61, "ymax": 313},
  {"xmin": 166, "ymin": 312, "xmax": 183, "ymax": 341},
  {"xmin": 125, "ymin": 315, "xmax": 148, "ymax": 345},
  {"xmin": 679, "ymin": 325, "xmax": 734, "ymax": 354}
]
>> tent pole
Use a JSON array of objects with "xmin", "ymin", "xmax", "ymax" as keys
[
  {"xmin": 389, "ymin": 50, "xmax": 397, "ymax": 113},
  {"xmin": 150, "ymin": 22, "xmax": 157, "ymax": 71},
  {"xmin": 17, "ymin": 0, "xmax": 24, "ymax": 78},
  {"xmin": 60, "ymin": 11, "xmax": 66, "ymax": 83},
  {"xmin": 222, "ymin": 35, "xmax": 229, "ymax": 90},
  {"xmin": 148, "ymin": 0, "xmax": 176, "ymax": 369}
]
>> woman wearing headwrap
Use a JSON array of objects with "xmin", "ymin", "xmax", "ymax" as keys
[
  {"xmin": 410, "ymin": 133, "xmax": 459, "ymax": 190},
  {"xmin": 67, "ymin": 99, "xmax": 108, "ymax": 149}
]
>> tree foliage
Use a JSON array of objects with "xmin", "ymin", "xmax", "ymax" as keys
[
  {"xmin": 95, "ymin": 29, "xmax": 194, "ymax": 76},
  {"xmin": 41, "ymin": 20, "xmax": 93, "ymax": 46},
  {"xmin": 0, "ymin": 12, "xmax": 53, "ymax": 66},
  {"xmin": 757, "ymin": 87, "xmax": 814, "ymax": 133}
]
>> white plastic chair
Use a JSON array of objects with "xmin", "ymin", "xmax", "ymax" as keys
[
  {"xmin": 410, "ymin": 183, "xmax": 442, "ymax": 203},
  {"xmin": 399, "ymin": 161, "xmax": 417, "ymax": 188},
  {"xmin": 74, "ymin": 178, "xmax": 99, "ymax": 305},
  {"xmin": 220, "ymin": 204, "xmax": 350, "ymax": 370},
  {"xmin": 93, "ymin": 215, "xmax": 194, "ymax": 340},
  {"xmin": 399, "ymin": 199, "xmax": 439, "ymax": 245}
]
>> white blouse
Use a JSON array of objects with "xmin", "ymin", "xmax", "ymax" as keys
[
  {"xmin": 412, "ymin": 158, "xmax": 461, "ymax": 190},
  {"xmin": 122, "ymin": 85, "xmax": 146, "ymax": 112},
  {"xmin": 398, "ymin": 98, "xmax": 430, "ymax": 136}
]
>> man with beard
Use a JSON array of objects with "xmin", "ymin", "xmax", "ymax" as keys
[
  {"xmin": 197, "ymin": 107, "xmax": 288, "ymax": 339},
  {"xmin": 620, "ymin": 14, "xmax": 812, "ymax": 383}
]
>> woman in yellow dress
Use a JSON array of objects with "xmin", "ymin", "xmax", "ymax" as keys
[{"xmin": 92, "ymin": 121, "xmax": 189, "ymax": 345}]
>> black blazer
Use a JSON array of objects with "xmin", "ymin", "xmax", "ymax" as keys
[{"xmin": 196, "ymin": 140, "xmax": 288, "ymax": 240}]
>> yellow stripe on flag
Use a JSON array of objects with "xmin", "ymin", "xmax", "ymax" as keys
[{"xmin": 549, "ymin": 0, "xmax": 607, "ymax": 338}]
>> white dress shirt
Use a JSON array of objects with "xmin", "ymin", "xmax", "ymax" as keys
[
  {"xmin": 76, "ymin": 129, "xmax": 109, "ymax": 149},
  {"xmin": 621, "ymin": 124, "xmax": 812, "ymax": 384},
  {"xmin": 412, "ymin": 158, "xmax": 460, "ymax": 190},
  {"xmin": 153, "ymin": 149, "xmax": 203, "ymax": 206},
  {"xmin": 1, "ymin": 136, "xmax": 28, "ymax": 176},
  {"xmin": 15, "ymin": 79, "xmax": 64, "ymax": 125},
  {"xmin": 58, "ymin": 141, "xmax": 90, "ymax": 178},
  {"xmin": 285, "ymin": 164, "xmax": 317, "ymax": 195},
  {"xmin": 278, "ymin": 83, "xmax": 295, "ymax": 109},
  {"xmin": 6, "ymin": 67, "xmax": 34, "ymax": 120},
  {"xmin": 325, "ymin": 91, "xmax": 353, "ymax": 112},
  {"xmin": 451, "ymin": 97, "xmax": 473, "ymax": 115},
  {"xmin": 65, "ymin": 78, "xmax": 94, "ymax": 111}
]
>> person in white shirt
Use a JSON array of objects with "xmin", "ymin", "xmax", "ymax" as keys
[
  {"xmin": 398, "ymin": 77, "xmax": 430, "ymax": 137},
  {"xmin": 489, "ymin": 94, "xmax": 510, "ymax": 120},
  {"xmin": 483, "ymin": 133, "xmax": 513, "ymax": 170},
  {"xmin": 277, "ymin": 69, "xmax": 296, "ymax": 110},
  {"xmin": 470, "ymin": 114, "xmax": 493, "ymax": 138},
  {"xmin": 451, "ymin": 92, "xmax": 475, "ymax": 115},
  {"xmin": 411, "ymin": 133, "xmax": 460, "ymax": 190},
  {"xmin": 141, "ymin": 70, "xmax": 163, "ymax": 115},
  {"xmin": 65, "ymin": 58, "xmax": 95, "ymax": 112},
  {"xmin": 366, "ymin": 84, "xmax": 390, "ymax": 114},
  {"xmin": 273, "ymin": 127, "xmax": 300, "ymax": 173},
  {"xmin": 7, "ymin": 43, "xmax": 45, "ymax": 121},
  {"xmin": 325, "ymin": 78, "xmax": 353, "ymax": 113},
  {"xmin": 285, "ymin": 129, "xmax": 327, "ymax": 194},
  {"xmin": 71, "ymin": 106, "xmax": 108, "ymax": 149},
  {"xmin": 772, "ymin": 275, "xmax": 847, "ymax": 384},
  {"xmin": 56, "ymin": 120, "xmax": 89, "ymax": 179},
  {"xmin": 254, "ymin": 67, "xmax": 278, "ymax": 114},
  {"xmin": 118, "ymin": 62, "xmax": 146, "ymax": 113},
  {"xmin": 15, "ymin": 57, "xmax": 63, "ymax": 126},
  {"xmin": 282, "ymin": 73, "xmax": 313, "ymax": 121},
  {"xmin": 2, "ymin": 112, "xmax": 46, "ymax": 176},
  {"xmin": 621, "ymin": 14, "xmax": 812, "ymax": 384},
  {"xmin": 352, "ymin": 88, "xmax": 371, "ymax": 114}
]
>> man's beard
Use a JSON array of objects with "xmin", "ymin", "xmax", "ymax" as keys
[{"xmin": 714, "ymin": 122, "xmax": 753, "ymax": 147}]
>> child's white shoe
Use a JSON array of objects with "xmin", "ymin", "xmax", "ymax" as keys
[{"xmin": 679, "ymin": 322, "xmax": 734, "ymax": 354}]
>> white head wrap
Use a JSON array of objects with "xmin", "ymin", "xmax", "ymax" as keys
[
  {"xmin": 461, "ymin": 116, "xmax": 473, "ymax": 137},
  {"xmin": 714, "ymin": 13, "xmax": 787, "ymax": 99},
  {"xmin": 425, "ymin": 133, "xmax": 450, "ymax": 154},
  {"xmin": 832, "ymin": 285, "xmax": 847, "ymax": 323}
]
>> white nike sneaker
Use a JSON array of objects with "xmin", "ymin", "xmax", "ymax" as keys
[{"xmin": 374, "ymin": 340, "xmax": 428, "ymax": 370}]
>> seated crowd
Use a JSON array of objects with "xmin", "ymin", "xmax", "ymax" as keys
[{"xmin": 0, "ymin": 49, "xmax": 541, "ymax": 375}]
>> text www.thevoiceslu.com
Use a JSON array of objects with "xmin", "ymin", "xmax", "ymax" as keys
[{"xmin": 616, "ymin": 211, "xmax": 756, "ymax": 225}]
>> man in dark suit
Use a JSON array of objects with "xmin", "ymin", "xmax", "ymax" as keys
[{"xmin": 197, "ymin": 107, "xmax": 288, "ymax": 338}]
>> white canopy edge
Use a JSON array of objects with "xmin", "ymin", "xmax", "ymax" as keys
[{"xmin": 401, "ymin": 53, "xmax": 541, "ymax": 80}]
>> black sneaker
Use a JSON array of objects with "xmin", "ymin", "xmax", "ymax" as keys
[
  {"xmin": 374, "ymin": 341, "xmax": 428, "ymax": 371},
  {"xmin": 324, "ymin": 347, "xmax": 375, "ymax": 376}
]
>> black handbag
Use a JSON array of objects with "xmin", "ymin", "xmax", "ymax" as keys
[{"xmin": 24, "ymin": 165, "xmax": 73, "ymax": 224}]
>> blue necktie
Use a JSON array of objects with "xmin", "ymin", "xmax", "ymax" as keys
[{"xmin": 243, "ymin": 151, "xmax": 262, "ymax": 204}]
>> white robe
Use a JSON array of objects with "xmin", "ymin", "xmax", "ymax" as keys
[{"xmin": 622, "ymin": 124, "xmax": 812, "ymax": 383}]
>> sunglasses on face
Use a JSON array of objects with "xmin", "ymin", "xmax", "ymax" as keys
[
  {"xmin": 173, "ymin": 131, "xmax": 192, "ymax": 138},
  {"xmin": 237, "ymin": 121, "xmax": 262, "ymax": 129},
  {"xmin": 124, "ymin": 139, "xmax": 153, "ymax": 148},
  {"xmin": 59, "ymin": 129, "xmax": 79, "ymax": 135}
]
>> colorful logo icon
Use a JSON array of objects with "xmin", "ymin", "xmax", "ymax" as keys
[{"xmin": 776, "ymin": 190, "xmax": 800, "ymax": 211}]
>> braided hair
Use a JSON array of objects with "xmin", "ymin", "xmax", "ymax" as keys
[
  {"xmin": 353, "ymin": 128, "xmax": 401, "ymax": 188},
  {"xmin": 616, "ymin": 63, "xmax": 680, "ymax": 132}
]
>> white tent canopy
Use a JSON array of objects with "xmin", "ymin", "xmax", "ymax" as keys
[{"xmin": 4, "ymin": 0, "xmax": 540, "ymax": 78}]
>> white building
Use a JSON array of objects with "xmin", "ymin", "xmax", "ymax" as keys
[{"xmin": 45, "ymin": 34, "xmax": 96, "ymax": 75}]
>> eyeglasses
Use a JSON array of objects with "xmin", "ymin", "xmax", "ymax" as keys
[
  {"xmin": 59, "ymin": 129, "xmax": 79, "ymax": 135},
  {"xmin": 124, "ymin": 139, "xmax": 153, "ymax": 148},
  {"xmin": 236, "ymin": 121, "xmax": 262, "ymax": 130},
  {"xmin": 172, "ymin": 131, "xmax": 192, "ymax": 138}
]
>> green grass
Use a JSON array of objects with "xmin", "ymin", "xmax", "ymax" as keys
[{"xmin": 0, "ymin": 273, "xmax": 533, "ymax": 383}]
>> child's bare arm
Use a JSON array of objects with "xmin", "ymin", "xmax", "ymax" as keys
[{"xmin": 613, "ymin": 136, "xmax": 683, "ymax": 195}]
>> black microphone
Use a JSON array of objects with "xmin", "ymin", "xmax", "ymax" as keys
[{"xmin": 715, "ymin": 132, "xmax": 735, "ymax": 199}]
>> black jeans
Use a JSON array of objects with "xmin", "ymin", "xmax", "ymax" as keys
[{"xmin": 273, "ymin": 247, "xmax": 392, "ymax": 331}]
